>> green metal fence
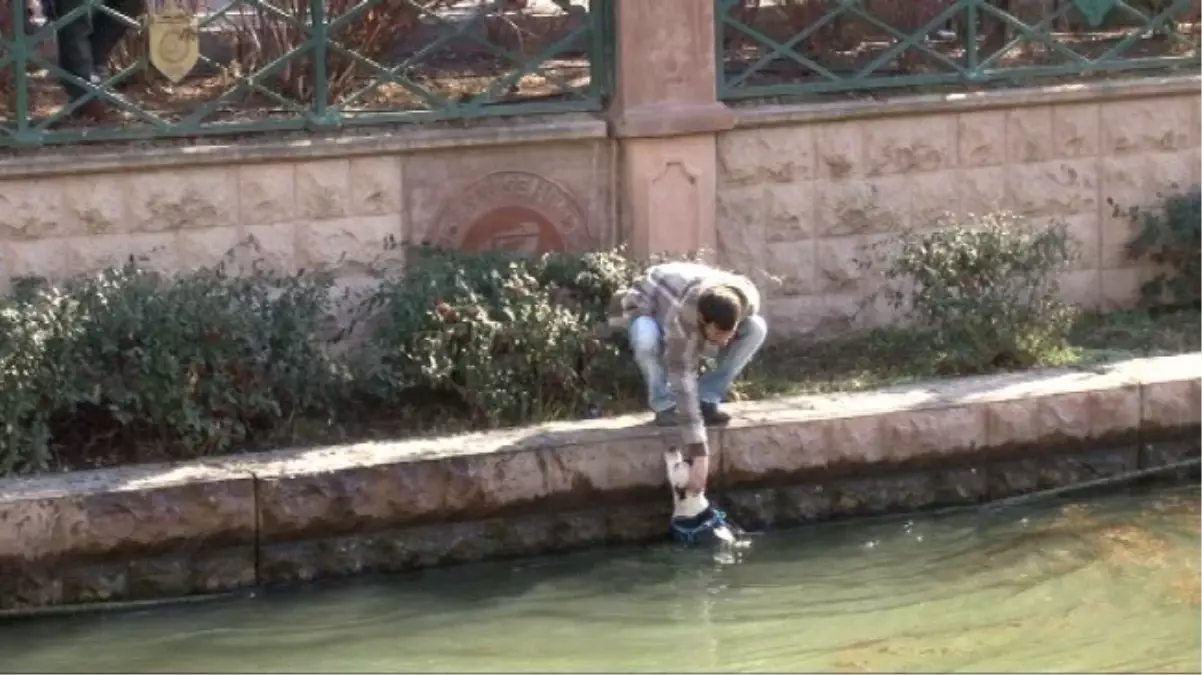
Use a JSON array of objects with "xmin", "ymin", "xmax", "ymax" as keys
[
  {"xmin": 718, "ymin": 0, "xmax": 1201, "ymax": 100},
  {"xmin": 0, "ymin": 0, "xmax": 611, "ymax": 147}
]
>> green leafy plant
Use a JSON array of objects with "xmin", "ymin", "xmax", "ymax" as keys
[
  {"xmin": 0, "ymin": 259, "xmax": 346, "ymax": 475},
  {"xmin": 0, "ymin": 242, "xmax": 724, "ymax": 476},
  {"xmin": 860, "ymin": 212, "xmax": 1081, "ymax": 373},
  {"xmin": 353, "ymin": 245, "xmax": 645, "ymax": 426},
  {"xmin": 1121, "ymin": 186, "xmax": 1201, "ymax": 310}
]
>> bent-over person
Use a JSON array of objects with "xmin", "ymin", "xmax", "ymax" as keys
[{"xmin": 606, "ymin": 260, "xmax": 768, "ymax": 541}]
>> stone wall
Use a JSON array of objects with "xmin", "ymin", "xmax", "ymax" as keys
[
  {"xmin": 0, "ymin": 120, "xmax": 618, "ymax": 292},
  {"xmin": 717, "ymin": 85, "xmax": 1202, "ymax": 338},
  {"xmin": 0, "ymin": 80, "xmax": 1197, "ymax": 343}
]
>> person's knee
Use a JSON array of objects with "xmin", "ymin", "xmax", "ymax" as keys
[
  {"xmin": 741, "ymin": 314, "xmax": 768, "ymax": 348},
  {"xmin": 628, "ymin": 316, "xmax": 661, "ymax": 359}
]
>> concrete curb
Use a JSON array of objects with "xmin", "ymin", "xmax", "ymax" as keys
[{"xmin": 1, "ymin": 353, "xmax": 1198, "ymax": 611}]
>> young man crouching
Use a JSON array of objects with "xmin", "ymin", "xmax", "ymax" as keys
[{"xmin": 606, "ymin": 261, "xmax": 768, "ymax": 541}]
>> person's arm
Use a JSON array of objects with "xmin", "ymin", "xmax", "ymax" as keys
[
  {"xmin": 662, "ymin": 313, "xmax": 705, "ymax": 455},
  {"xmin": 604, "ymin": 279, "xmax": 655, "ymax": 331}
]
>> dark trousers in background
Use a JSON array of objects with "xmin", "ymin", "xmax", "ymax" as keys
[{"xmin": 41, "ymin": 0, "xmax": 143, "ymax": 102}]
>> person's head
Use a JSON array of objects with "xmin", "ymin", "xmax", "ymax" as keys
[{"xmin": 697, "ymin": 285, "xmax": 743, "ymax": 347}]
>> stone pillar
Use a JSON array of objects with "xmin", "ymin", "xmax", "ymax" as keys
[{"xmin": 609, "ymin": 0, "xmax": 733, "ymax": 260}]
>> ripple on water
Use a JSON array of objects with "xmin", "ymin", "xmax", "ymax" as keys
[{"xmin": 0, "ymin": 485, "xmax": 1198, "ymax": 673}]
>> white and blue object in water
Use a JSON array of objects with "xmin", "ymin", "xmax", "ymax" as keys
[{"xmin": 664, "ymin": 449, "xmax": 748, "ymax": 548}]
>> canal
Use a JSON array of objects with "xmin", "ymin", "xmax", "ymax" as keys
[{"xmin": 1, "ymin": 483, "xmax": 1198, "ymax": 672}]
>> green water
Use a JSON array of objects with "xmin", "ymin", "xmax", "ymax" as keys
[{"xmin": 2, "ymin": 485, "xmax": 1199, "ymax": 673}]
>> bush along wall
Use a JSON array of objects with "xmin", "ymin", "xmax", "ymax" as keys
[
  {"xmin": 1120, "ymin": 185, "xmax": 1202, "ymax": 311},
  {"xmin": 0, "ymin": 207, "xmax": 1180, "ymax": 477},
  {"xmin": 0, "ymin": 246, "xmax": 661, "ymax": 475},
  {"xmin": 858, "ymin": 211, "xmax": 1081, "ymax": 373},
  {"xmin": 0, "ymin": 263, "xmax": 351, "ymax": 475},
  {"xmin": 349, "ymin": 246, "xmax": 650, "ymax": 426}
]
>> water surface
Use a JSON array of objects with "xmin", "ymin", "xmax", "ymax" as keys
[{"xmin": 2, "ymin": 485, "xmax": 1198, "ymax": 673}]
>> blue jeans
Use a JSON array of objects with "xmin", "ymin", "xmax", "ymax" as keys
[{"xmin": 628, "ymin": 314, "xmax": 768, "ymax": 413}]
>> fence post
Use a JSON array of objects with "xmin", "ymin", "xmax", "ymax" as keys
[{"xmin": 608, "ymin": 0, "xmax": 733, "ymax": 260}]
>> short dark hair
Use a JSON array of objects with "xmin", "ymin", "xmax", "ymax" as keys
[{"xmin": 697, "ymin": 286, "xmax": 743, "ymax": 331}]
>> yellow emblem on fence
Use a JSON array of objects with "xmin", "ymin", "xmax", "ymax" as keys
[{"xmin": 147, "ymin": 0, "xmax": 199, "ymax": 84}]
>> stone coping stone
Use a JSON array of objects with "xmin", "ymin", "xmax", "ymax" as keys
[{"xmin": 0, "ymin": 353, "xmax": 1198, "ymax": 611}]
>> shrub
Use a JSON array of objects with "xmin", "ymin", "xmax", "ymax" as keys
[
  {"xmin": 0, "ymin": 261, "xmax": 346, "ymax": 475},
  {"xmin": 1121, "ymin": 186, "xmax": 1201, "ymax": 310},
  {"xmin": 354, "ymin": 246, "xmax": 645, "ymax": 427},
  {"xmin": 861, "ymin": 212, "xmax": 1080, "ymax": 373},
  {"xmin": 0, "ymin": 243, "xmax": 731, "ymax": 475}
]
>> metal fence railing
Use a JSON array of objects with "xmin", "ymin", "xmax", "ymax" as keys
[
  {"xmin": 718, "ymin": 0, "xmax": 1201, "ymax": 100},
  {"xmin": 0, "ymin": 0, "xmax": 611, "ymax": 147},
  {"xmin": 0, "ymin": 0, "xmax": 1196, "ymax": 147}
]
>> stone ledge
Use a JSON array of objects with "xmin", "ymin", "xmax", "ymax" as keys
[
  {"xmin": 731, "ymin": 74, "xmax": 1202, "ymax": 129},
  {"xmin": 0, "ymin": 113, "xmax": 609, "ymax": 180},
  {"xmin": 0, "ymin": 353, "xmax": 1198, "ymax": 610},
  {"xmin": 609, "ymin": 102, "xmax": 737, "ymax": 139}
]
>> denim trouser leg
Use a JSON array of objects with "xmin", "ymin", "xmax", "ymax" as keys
[
  {"xmin": 698, "ymin": 315, "xmax": 768, "ymax": 404},
  {"xmin": 90, "ymin": 0, "xmax": 142, "ymax": 74},
  {"xmin": 629, "ymin": 315, "xmax": 675, "ymax": 413},
  {"xmin": 46, "ymin": 0, "xmax": 96, "ymax": 102}
]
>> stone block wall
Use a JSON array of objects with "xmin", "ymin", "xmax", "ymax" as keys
[
  {"xmin": 0, "ymin": 81, "xmax": 1196, "ymax": 345},
  {"xmin": 0, "ymin": 134, "xmax": 617, "ymax": 291},
  {"xmin": 717, "ymin": 89, "xmax": 1201, "ymax": 338}
]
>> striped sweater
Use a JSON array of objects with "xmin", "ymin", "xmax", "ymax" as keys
[{"xmin": 607, "ymin": 262, "xmax": 762, "ymax": 449}]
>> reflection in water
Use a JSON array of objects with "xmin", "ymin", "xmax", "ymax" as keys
[{"xmin": 1, "ymin": 486, "xmax": 1198, "ymax": 673}]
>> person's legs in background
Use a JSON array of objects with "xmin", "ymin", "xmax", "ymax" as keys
[
  {"xmin": 697, "ymin": 314, "xmax": 768, "ymax": 423},
  {"xmin": 43, "ymin": 0, "xmax": 139, "ymax": 120},
  {"xmin": 628, "ymin": 315, "xmax": 676, "ymax": 425},
  {"xmin": 88, "ymin": 0, "xmax": 141, "ymax": 78},
  {"xmin": 45, "ymin": 0, "xmax": 97, "ymax": 107}
]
